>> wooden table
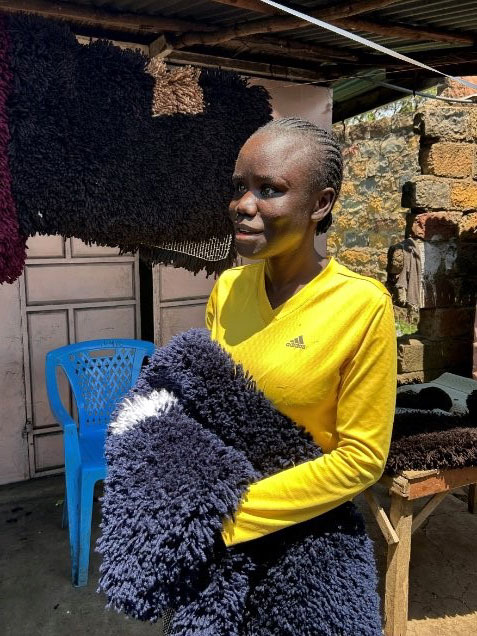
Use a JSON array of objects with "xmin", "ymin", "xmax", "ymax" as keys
[{"xmin": 365, "ymin": 466, "xmax": 477, "ymax": 636}]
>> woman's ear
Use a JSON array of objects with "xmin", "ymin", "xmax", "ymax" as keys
[{"xmin": 311, "ymin": 187, "xmax": 336, "ymax": 224}]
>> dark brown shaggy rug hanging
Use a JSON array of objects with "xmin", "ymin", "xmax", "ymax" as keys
[{"xmin": 0, "ymin": 14, "xmax": 272, "ymax": 283}]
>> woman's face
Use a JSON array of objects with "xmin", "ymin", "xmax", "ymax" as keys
[{"xmin": 229, "ymin": 132, "xmax": 334, "ymax": 260}]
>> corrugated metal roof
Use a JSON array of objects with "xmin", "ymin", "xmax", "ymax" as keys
[{"xmin": 26, "ymin": 1, "xmax": 477, "ymax": 117}]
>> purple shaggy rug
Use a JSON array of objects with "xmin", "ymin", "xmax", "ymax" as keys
[{"xmin": 97, "ymin": 329, "xmax": 382, "ymax": 636}]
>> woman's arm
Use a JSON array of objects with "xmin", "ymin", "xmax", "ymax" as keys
[{"xmin": 221, "ymin": 292, "xmax": 397, "ymax": 547}]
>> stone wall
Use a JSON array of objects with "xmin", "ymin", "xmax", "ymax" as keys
[
  {"xmin": 330, "ymin": 113, "xmax": 421, "ymax": 284},
  {"xmin": 331, "ymin": 101, "xmax": 477, "ymax": 384},
  {"xmin": 398, "ymin": 104, "xmax": 477, "ymax": 383}
]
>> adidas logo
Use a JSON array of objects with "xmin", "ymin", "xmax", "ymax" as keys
[{"xmin": 286, "ymin": 336, "xmax": 305, "ymax": 349}]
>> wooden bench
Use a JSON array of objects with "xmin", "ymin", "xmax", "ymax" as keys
[{"xmin": 365, "ymin": 466, "xmax": 477, "ymax": 636}]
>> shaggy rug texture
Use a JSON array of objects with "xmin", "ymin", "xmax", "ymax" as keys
[
  {"xmin": 0, "ymin": 14, "xmax": 272, "ymax": 282},
  {"xmin": 97, "ymin": 329, "xmax": 382, "ymax": 636},
  {"xmin": 147, "ymin": 58, "xmax": 204, "ymax": 116},
  {"xmin": 385, "ymin": 388, "xmax": 477, "ymax": 474},
  {"xmin": 0, "ymin": 14, "xmax": 26, "ymax": 284}
]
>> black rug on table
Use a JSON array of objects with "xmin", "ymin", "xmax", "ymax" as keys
[{"xmin": 385, "ymin": 389, "xmax": 477, "ymax": 474}]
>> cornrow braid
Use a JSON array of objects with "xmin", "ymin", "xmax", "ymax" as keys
[{"xmin": 252, "ymin": 117, "xmax": 343, "ymax": 234}]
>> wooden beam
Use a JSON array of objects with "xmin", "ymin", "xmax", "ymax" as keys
[
  {"xmin": 176, "ymin": 0, "xmax": 401, "ymax": 48},
  {"xmin": 236, "ymin": 35, "xmax": 361, "ymax": 62},
  {"xmin": 150, "ymin": 35, "xmax": 174, "ymax": 59},
  {"xmin": 0, "ymin": 0, "xmax": 217, "ymax": 34},
  {"xmin": 411, "ymin": 492, "xmax": 447, "ymax": 534},
  {"xmin": 211, "ymin": 0, "xmax": 277, "ymax": 14},
  {"xmin": 163, "ymin": 49, "xmax": 335, "ymax": 82},
  {"xmin": 337, "ymin": 17, "xmax": 476, "ymax": 46}
]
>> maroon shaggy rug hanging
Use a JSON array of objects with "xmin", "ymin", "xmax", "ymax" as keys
[{"xmin": 0, "ymin": 14, "xmax": 26, "ymax": 284}]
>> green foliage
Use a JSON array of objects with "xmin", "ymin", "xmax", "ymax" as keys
[
  {"xmin": 346, "ymin": 86, "xmax": 440, "ymax": 125},
  {"xmin": 395, "ymin": 320, "xmax": 419, "ymax": 337}
]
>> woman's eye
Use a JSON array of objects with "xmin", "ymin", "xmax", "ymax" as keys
[
  {"xmin": 234, "ymin": 183, "xmax": 246, "ymax": 194},
  {"xmin": 261, "ymin": 185, "xmax": 276, "ymax": 197}
]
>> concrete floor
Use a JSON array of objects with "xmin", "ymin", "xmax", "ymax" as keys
[{"xmin": 1, "ymin": 476, "xmax": 476, "ymax": 636}]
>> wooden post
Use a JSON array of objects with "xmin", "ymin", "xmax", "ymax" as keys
[
  {"xmin": 385, "ymin": 493, "xmax": 413, "ymax": 636},
  {"xmin": 468, "ymin": 484, "xmax": 477, "ymax": 514}
]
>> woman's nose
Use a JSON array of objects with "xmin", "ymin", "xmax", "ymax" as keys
[{"xmin": 236, "ymin": 191, "xmax": 257, "ymax": 217}]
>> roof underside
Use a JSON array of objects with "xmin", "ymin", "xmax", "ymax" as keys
[{"xmin": 3, "ymin": 0, "xmax": 477, "ymax": 120}]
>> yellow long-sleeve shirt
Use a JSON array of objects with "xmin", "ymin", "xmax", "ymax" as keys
[{"xmin": 205, "ymin": 256, "xmax": 397, "ymax": 547}]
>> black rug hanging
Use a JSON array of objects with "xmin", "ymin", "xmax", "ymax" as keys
[{"xmin": 0, "ymin": 14, "xmax": 272, "ymax": 283}]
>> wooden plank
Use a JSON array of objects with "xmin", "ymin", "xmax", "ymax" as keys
[
  {"xmin": 234, "ymin": 35, "xmax": 360, "ymax": 63},
  {"xmin": 364, "ymin": 488, "xmax": 400, "ymax": 545},
  {"xmin": 411, "ymin": 492, "xmax": 447, "ymax": 534},
  {"xmin": 468, "ymin": 484, "xmax": 477, "ymax": 514},
  {"xmin": 402, "ymin": 469, "xmax": 439, "ymax": 480},
  {"xmin": 407, "ymin": 467, "xmax": 477, "ymax": 500},
  {"xmin": 385, "ymin": 494, "xmax": 413, "ymax": 636},
  {"xmin": 165, "ymin": 49, "xmax": 334, "ymax": 82},
  {"xmin": 380, "ymin": 473, "xmax": 410, "ymax": 498}
]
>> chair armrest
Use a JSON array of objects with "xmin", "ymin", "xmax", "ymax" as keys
[
  {"xmin": 45, "ymin": 352, "xmax": 76, "ymax": 429},
  {"xmin": 45, "ymin": 352, "xmax": 81, "ymax": 468}
]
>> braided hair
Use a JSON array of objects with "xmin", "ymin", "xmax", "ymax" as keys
[{"xmin": 251, "ymin": 117, "xmax": 343, "ymax": 234}]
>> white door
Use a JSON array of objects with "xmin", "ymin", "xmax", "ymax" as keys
[{"xmin": 0, "ymin": 235, "xmax": 141, "ymax": 483}]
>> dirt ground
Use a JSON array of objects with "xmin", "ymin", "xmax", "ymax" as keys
[{"xmin": 1, "ymin": 475, "xmax": 476, "ymax": 635}]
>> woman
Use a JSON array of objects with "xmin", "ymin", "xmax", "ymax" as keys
[{"xmin": 205, "ymin": 117, "xmax": 397, "ymax": 549}]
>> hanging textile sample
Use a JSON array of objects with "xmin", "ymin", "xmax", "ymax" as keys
[
  {"xmin": 0, "ymin": 14, "xmax": 26, "ymax": 284},
  {"xmin": 0, "ymin": 13, "xmax": 272, "ymax": 283}
]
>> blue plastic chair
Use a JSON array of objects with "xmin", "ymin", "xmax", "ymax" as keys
[{"xmin": 46, "ymin": 338, "xmax": 155, "ymax": 587}]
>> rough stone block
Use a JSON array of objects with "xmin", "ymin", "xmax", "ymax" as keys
[
  {"xmin": 418, "ymin": 307, "xmax": 475, "ymax": 339},
  {"xmin": 339, "ymin": 181, "xmax": 356, "ymax": 197},
  {"xmin": 339, "ymin": 248, "xmax": 373, "ymax": 268},
  {"xmin": 451, "ymin": 182, "xmax": 477, "ymax": 210},
  {"xmin": 398, "ymin": 335, "xmax": 472, "ymax": 374},
  {"xmin": 378, "ymin": 251, "xmax": 388, "ymax": 268},
  {"xmin": 344, "ymin": 231, "xmax": 369, "ymax": 248},
  {"xmin": 397, "ymin": 337, "xmax": 426, "ymax": 373},
  {"xmin": 349, "ymin": 160, "xmax": 367, "ymax": 179},
  {"xmin": 459, "ymin": 212, "xmax": 477, "ymax": 241},
  {"xmin": 414, "ymin": 108, "xmax": 470, "ymax": 141},
  {"xmin": 402, "ymin": 176, "xmax": 450, "ymax": 210},
  {"xmin": 380, "ymin": 137, "xmax": 407, "ymax": 155},
  {"xmin": 409, "ymin": 211, "xmax": 461, "ymax": 241},
  {"xmin": 470, "ymin": 110, "xmax": 477, "ymax": 140},
  {"xmin": 420, "ymin": 142, "xmax": 473, "ymax": 178}
]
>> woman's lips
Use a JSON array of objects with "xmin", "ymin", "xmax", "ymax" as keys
[{"xmin": 235, "ymin": 226, "xmax": 263, "ymax": 238}]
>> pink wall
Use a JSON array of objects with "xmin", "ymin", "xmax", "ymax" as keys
[{"xmin": 250, "ymin": 79, "xmax": 333, "ymax": 255}]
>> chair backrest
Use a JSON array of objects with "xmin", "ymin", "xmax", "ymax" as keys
[{"xmin": 46, "ymin": 339, "xmax": 155, "ymax": 435}]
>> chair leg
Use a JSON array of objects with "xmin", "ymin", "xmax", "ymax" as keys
[
  {"xmin": 75, "ymin": 472, "xmax": 95, "ymax": 587},
  {"xmin": 61, "ymin": 490, "xmax": 68, "ymax": 529},
  {"xmin": 65, "ymin": 473, "xmax": 81, "ymax": 585}
]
